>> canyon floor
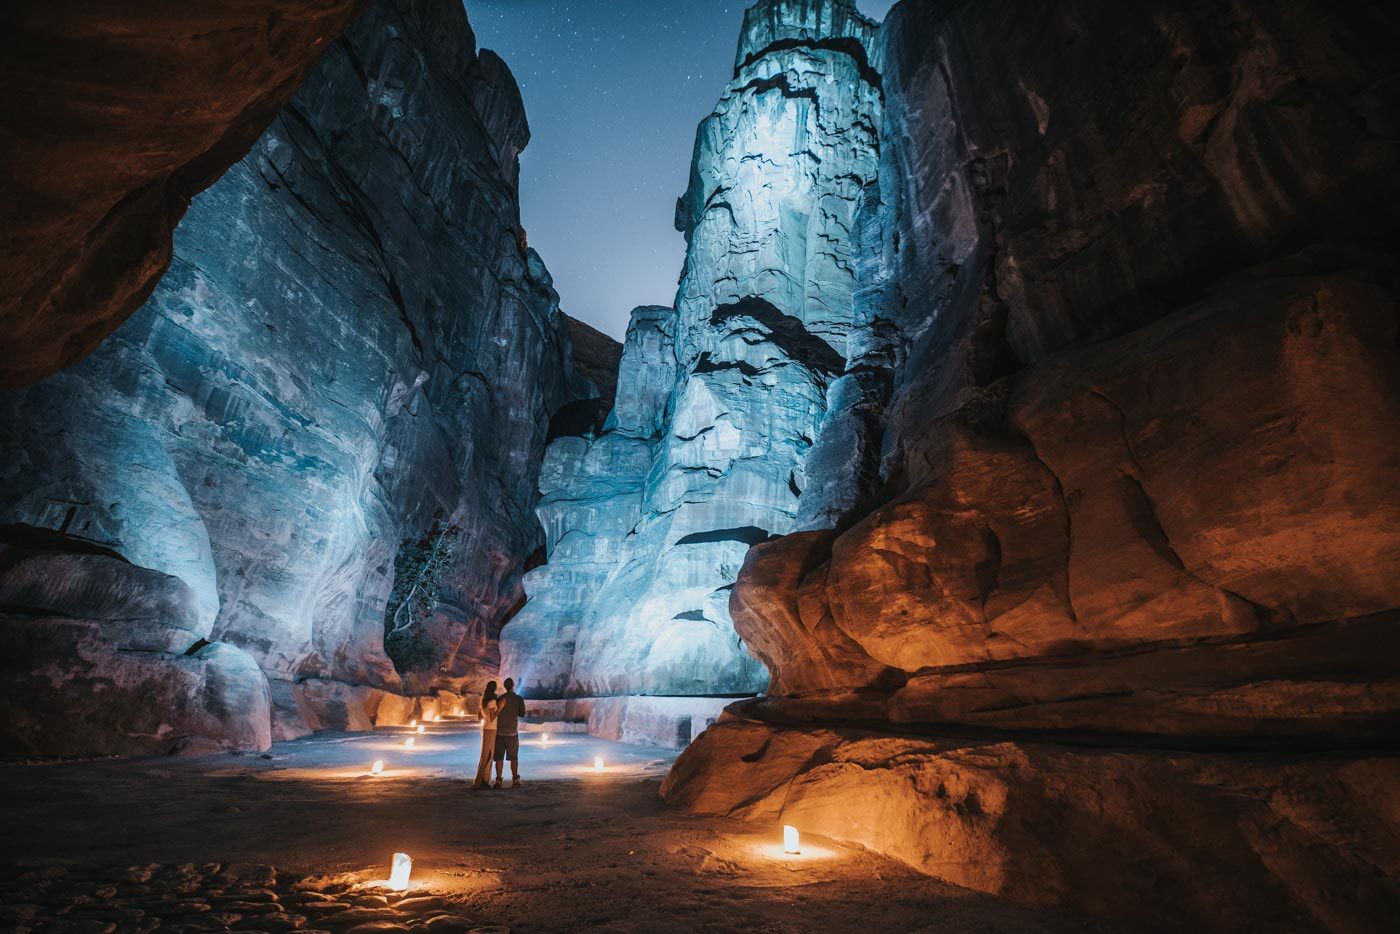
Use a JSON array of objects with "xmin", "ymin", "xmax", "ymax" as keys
[{"xmin": 0, "ymin": 721, "xmax": 1124, "ymax": 933}]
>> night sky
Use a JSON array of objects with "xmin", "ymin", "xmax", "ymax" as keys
[{"xmin": 466, "ymin": 0, "xmax": 899, "ymax": 338}]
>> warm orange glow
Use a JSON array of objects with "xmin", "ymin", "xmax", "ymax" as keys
[
  {"xmin": 783, "ymin": 825, "xmax": 800, "ymax": 855},
  {"xmin": 388, "ymin": 852, "xmax": 412, "ymax": 891},
  {"xmin": 594, "ymin": 756, "xmax": 604, "ymax": 772},
  {"xmin": 371, "ymin": 759, "xmax": 384, "ymax": 776}
]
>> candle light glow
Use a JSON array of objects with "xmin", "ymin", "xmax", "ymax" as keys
[
  {"xmin": 783, "ymin": 824, "xmax": 800, "ymax": 855},
  {"xmin": 388, "ymin": 852, "xmax": 412, "ymax": 891},
  {"xmin": 404, "ymin": 737, "xmax": 415, "ymax": 749},
  {"xmin": 371, "ymin": 759, "xmax": 384, "ymax": 775},
  {"xmin": 594, "ymin": 756, "xmax": 604, "ymax": 772}
]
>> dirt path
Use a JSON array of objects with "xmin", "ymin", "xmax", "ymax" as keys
[{"xmin": 0, "ymin": 724, "xmax": 1121, "ymax": 933}]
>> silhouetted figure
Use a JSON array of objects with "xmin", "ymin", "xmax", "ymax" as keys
[
  {"xmin": 492, "ymin": 677, "xmax": 527, "ymax": 788},
  {"xmin": 473, "ymin": 680, "xmax": 499, "ymax": 789}
]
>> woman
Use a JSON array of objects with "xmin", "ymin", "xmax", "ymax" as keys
[{"xmin": 472, "ymin": 681, "xmax": 500, "ymax": 788}]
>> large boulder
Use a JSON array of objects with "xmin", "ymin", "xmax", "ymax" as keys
[
  {"xmin": 0, "ymin": 551, "xmax": 270, "ymax": 756},
  {"xmin": 664, "ymin": 715, "xmax": 1400, "ymax": 933}
]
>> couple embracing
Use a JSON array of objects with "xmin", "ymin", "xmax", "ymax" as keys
[{"xmin": 473, "ymin": 677, "xmax": 525, "ymax": 789}]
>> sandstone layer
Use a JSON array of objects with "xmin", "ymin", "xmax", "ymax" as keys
[
  {"xmin": 663, "ymin": 1, "xmax": 1400, "ymax": 930},
  {"xmin": 501, "ymin": 0, "xmax": 884, "ymax": 700},
  {"xmin": 667, "ymin": 712, "xmax": 1400, "ymax": 932},
  {"xmin": 0, "ymin": 0, "xmax": 603, "ymax": 754},
  {"xmin": 0, "ymin": 0, "xmax": 366, "ymax": 387}
]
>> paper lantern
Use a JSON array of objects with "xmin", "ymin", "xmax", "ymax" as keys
[
  {"xmin": 593, "ymin": 756, "xmax": 604, "ymax": 772},
  {"xmin": 404, "ymin": 737, "xmax": 415, "ymax": 749},
  {"xmin": 409, "ymin": 719, "xmax": 417, "ymax": 727},
  {"xmin": 388, "ymin": 852, "xmax": 412, "ymax": 891},
  {"xmin": 541, "ymin": 732, "xmax": 550, "ymax": 745},
  {"xmin": 783, "ymin": 825, "xmax": 800, "ymax": 855},
  {"xmin": 371, "ymin": 760, "xmax": 384, "ymax": 776}
]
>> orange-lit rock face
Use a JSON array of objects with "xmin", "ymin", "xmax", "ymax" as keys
[
  {"xmin": 737, "ymin": 273, "xmax": 1400, "ymax": 734},
  {"xmin": 671, "ymin": 1, "xmax": 1400, "ymax": 930},
  {"xmin": 725, "ymin": 0, "xmax": 1400, "ymax": 737},
  {"xmin": 0, "ymin": 0, "xmax": 365, "ymax": 387},
  {"xmin": 663, "ymin": 716, "xmax": 1400, "ymax": 932}
]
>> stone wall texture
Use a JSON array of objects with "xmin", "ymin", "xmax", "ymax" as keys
[
  {"xmin": 0, "ymin": 0, "xmax": 366, "ymax": 388},
  {"xmin": 500, "ymin": 0, "xmax": 884, "ymax": 700},
  {"xmin": 662, "ymin": 0, "xmax": 1400, "ymax": 930},
  {"xmin": 0, "ymin": 0, "xmax": 604, "ymax": 755}
]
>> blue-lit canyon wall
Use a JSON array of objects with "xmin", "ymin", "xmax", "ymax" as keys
[
  {"xmin": 499, "ymin": 0, "xmax": 883, "ymax": 705},
  {"xmin": 0, "ymin": 0, "xmax": 608, "ymax": 755},
  {"xmin": 663, "ymin": 0, "xmax": 1400, "ymax": 930}
]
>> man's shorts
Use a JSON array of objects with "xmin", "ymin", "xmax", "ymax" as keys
[{"xmin": 493, "ymin": 733, "xmax": 520, "ymax": 763}]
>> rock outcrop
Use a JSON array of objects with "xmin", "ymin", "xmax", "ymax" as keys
[
  {"xmin": 0, "ymin": 0, "xmax": 366, "ymax": 388},
  {"xmin": 0, "ymin": 0, "xmax": 599, "ymax": 754},
  {"xmin": 666, "ymin": 712, "xmax": 1400, "ymax": 933},
  {"xmin": 502, "ymin": 306, "xmax": 678, "ymax": 697},
  {"xmin": 664, "ymin": 0, "xmax": 1400, "ymax": 929},
  {"xmin": 501, "ymin": 0, "xmax": 884, "ymax": 699}
]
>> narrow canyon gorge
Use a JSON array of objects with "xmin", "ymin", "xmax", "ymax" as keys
[{"xmin": 1, "ymin": 0, "xmax": 1397, "ymax": 931}]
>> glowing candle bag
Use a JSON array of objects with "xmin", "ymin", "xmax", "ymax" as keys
[
  {"xmin": 784, "ymin": 825, "xmax": 800, "ymax": 855},
  {"xmin": 388, "ymin": 852, "xmax": 412, "ymax": 890}
]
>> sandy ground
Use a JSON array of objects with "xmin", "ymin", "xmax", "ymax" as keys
[{"xmin": 0, "ymin": 721, "xmax": 1124, "ymax": 933}]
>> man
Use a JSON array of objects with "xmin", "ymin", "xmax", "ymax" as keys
[{"xmin": 492, "ymin": 677, "xmax": 527, "ymax": 788}]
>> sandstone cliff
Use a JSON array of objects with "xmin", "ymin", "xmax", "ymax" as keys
[
  {"xmin": 0, "ymin": 0, "xmax": 366, "ymax": 388},
  {"xmin": 663, "ymin": 0, "xmax": 1400, "ymax": 929},
  {"xmin": 501, "ymin": 0, "xmax": 884, "ymax": 699},
  {"xmin": 0, "ymin": 0, "xmax": 601, "ymax": 754}
]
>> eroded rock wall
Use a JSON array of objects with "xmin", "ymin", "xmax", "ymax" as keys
[
  {"xmin": 666, "ymin": 713, "xmax": 1400, "ymax": 932},
  {"xmin": 501, "ymin": 306, "xmax": 676, "ymax": 697},
  {"xmin": 665, "ymin": 0, "xmax": 1400, "ymax": 929},
  {"xmin": 0, "ymin": 0, "xmax": 596, "ymax": 754},
  {"xmin": 0, "ymin": 0, "xmax": 366, "ymax": 388},
  {"xmin": 502, "ymin": 0, "xmax": 884, "ymax": 699},
  {"xmin": 735, "ymin": 0, "xmax": 1400, "ymax": 731}
]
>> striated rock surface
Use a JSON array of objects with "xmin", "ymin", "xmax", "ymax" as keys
[
  {"xmin": 502, "ymin": 305, "xmax": 676, "ymax": 697},
  {"xmin": 0, "ymin": 551, "xmax": 271, "ymax": 756},
  {"xmin": 503, "ymin": 0, "xmax": 884, "ymax": 699},
  {"xmin": 665, "ymin": 0, "xmax": 1400, "ymax": 930},
  {"xmin": 0, "ymin": 0, "xmax": 366, "ymax": 388},
  {"xmin": 0, "ymin": 0, "xmax": 595, "ymax": 753},
  {"xmin": 728, "ymin": 0, "xmax": 1400, "ymax": 734},
  {"xmin": 564, "ymin": 317, "xmax": 625, "ymax": 414},
  {"xmin": 668, "ymin": 712, "xmax": 1400, "ymax": 932}
]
